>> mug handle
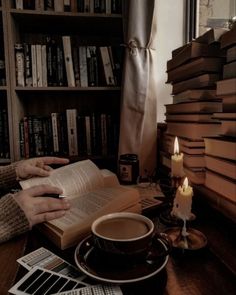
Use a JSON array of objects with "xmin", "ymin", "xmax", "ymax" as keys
[{"xmin": 146, "ymin": 232, "xmax": 172, "ymax": 264}]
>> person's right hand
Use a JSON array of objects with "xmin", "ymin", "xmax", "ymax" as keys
[{"xmin": 13, "ymin": 184, "xmax": 70, "ymax": 228}]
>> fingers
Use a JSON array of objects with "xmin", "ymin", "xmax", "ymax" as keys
[
  {"xmin": 39, "ymin": 157, "xmax": 70, "ymax": 165},
  {"xmin": 33, "ymin": 197, "xmax": 70, "ymax": 215},
  {"xmin": 27, "ymin": 184, "xmax": 64, "ymax": 196},
  {"xmin": 33, "ymin": 210, "xmax": 68, "ymax": 225}
]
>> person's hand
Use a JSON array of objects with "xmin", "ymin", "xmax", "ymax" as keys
[
  {"xmin": 15, "ymin": 157, "xmax": 69, "ymax": 180},
  {"xmin": 13, "ymin": 184, "xmax": 70, "ymax": 228}
]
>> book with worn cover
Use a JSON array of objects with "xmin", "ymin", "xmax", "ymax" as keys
[
  {"xmin": 166, "ymin": 122, "xmax": 221, "ymax": 140},
  {"xmin": 216, "ymin": 78, "xmax": 236, "ymax": 96},
  {"xmin": 172, "ymin": 89, "xmax": 217, "ymax": 104},
  {"xmin": 172, "ymin": 73, "xmax": 219, "ymax": 95},
  {"xmin": 165, "ymin": 113, "xmax": 215, "ymax": 122},
  {"xmin": 205, "ymin": 155, "xmax": 236, "ymax": 180},
  {"xmin": 204, "ymin": 136, "xmax": 236, "ymax": 160},
  {"xmin": 167, "ymin": 57, "xmax": 223, "ymax": 83},
  {"xmin": 165, "ymin": 101, "xmax": 222, "ymax": 114},
  {"xmin": 20, "ymin": 160, "xmax": 141, "ymax": 249},
  {"xmin": 167, "ymin": 42, "xmax": 223, "ymax": 71},
  {"xmin": 205, "ymin": 169, "xmax": 236, "ymax": 203}
]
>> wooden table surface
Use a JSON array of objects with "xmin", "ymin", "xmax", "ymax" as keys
[{"xmin": 1, "ymin": 200, "xmax": 236, "ymax": 295}]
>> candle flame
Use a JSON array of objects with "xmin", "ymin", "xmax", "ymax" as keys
[
  {"xmin": 183, "ymin": 177, "xmax": 188, "ymax": 190},
  {"xmin": 174, "ymin": 137, "xmax": 179, "ymax": 154}
]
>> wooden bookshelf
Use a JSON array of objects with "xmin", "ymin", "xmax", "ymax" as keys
[{"xmin": 1, "ymin": 0, "xmax": 124, "ymax": 169}]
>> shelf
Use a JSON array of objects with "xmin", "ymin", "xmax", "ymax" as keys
[
  {"xmin": 15, "ymin": 86, "xmax": 121, "ymax": 92},
  {"xmin": 0, "ymin": 86, "xmax": 7, "ymax": 91},
  {"xmin": 10, "ymin": 9, "xmax": 123, "ymax": 36}
]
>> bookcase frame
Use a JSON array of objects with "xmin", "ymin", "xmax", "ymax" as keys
[{"xmin": 1, "ymin": 0, "xmax": 123, "ymax": 169}]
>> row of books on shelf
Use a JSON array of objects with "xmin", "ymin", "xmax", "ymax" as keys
[
  {"xmin": 15, "ymin": 0, "xmax": 122, "ymax": 14},
  {"xmin": 0, "ymin": 108, "xmax": 10, "ymax": 159},
  {"xmin": 19, "ymin": 110, "xmax": 119, "ymax": 158},
  {"xmin": 15, "ymin": 36, "xmax": 123, "ymax": 87}
]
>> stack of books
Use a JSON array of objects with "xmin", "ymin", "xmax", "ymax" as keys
[
  {"xmin": 161, "ymin": 28, "xmax": 227, "ymax": 184},
  {"xmin": 204, "ymin": 24, "xmax": 236, "ymax": 217}
]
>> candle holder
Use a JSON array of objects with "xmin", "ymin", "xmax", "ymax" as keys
[
  {"xmin": 158, "ymin": 175, "xmax": 185, "ymax": 226},
  {"xmin": 164, "ymin": 221, "xmax": 208, "ymax": 252}
]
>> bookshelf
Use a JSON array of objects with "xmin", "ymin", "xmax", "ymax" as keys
[
  {"xmin": 1, "ymin": 0, "xmax": 124, "ymax": 170},
  {"xmin": 0, "ymin": 0, "xmax": 11, "ymax": 164}
]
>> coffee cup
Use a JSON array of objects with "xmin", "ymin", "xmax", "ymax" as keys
[{"xmin": 91, "ymin": 212, "xmax": 170, "ymax": 263}]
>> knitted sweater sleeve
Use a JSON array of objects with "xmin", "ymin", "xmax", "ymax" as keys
[
  {"xmin": 0, "ymin": 194, "xmax": 29, "ymax": 243},
  {"xmin": 0, "ymin": 163, "xmax": 18, "ymax": 190}
]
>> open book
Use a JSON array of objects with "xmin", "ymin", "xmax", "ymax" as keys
[{"xmin": 20, "ymin": 160, "xmax": 141, "ymax": 249}]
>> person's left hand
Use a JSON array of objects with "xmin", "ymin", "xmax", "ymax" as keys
[{"xmin": 15, "ymin": 157, "xmax": 69, "ymax": 180}]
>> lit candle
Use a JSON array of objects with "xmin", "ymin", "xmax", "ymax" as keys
[
  {"xmin": 171, "ymin": 177, "xmax": 193, "ymax": 220},
  {"xmin": 171, "ymin": 137, "xmax": 184, "ymax": 177}
]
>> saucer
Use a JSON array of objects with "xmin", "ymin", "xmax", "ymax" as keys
[
  {"xmin": 163, "ymin": 227, "xmax": 207, "ymax": 250},
  {"xmin": 74, "ymin": 235, "xmax": 169, "ymax": 284}
]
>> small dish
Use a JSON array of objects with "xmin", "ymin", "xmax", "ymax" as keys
[
  {"xmin": 163, "ymin": 227, "xmax": 207, "ymax": 250},
  {"xmin": 74, "ymin": 235, "xmax": 169, "ymax": 284}
]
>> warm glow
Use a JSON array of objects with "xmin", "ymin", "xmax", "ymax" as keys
[
  {"xmin": 174, "ymin": 137, "xmax": 180, "ymax": 154},
  {"xmin": 183, "ymin": 177, "xmax": 189, "ymax": 190}
]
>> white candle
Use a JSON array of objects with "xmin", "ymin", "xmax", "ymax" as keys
[
  {"xmin": 171, "ymin": 177, "xmax": 193, "ymax": 220},
  {"xmin": 171, "ymin": 137, "xmax": 184, "ymax": 177}
]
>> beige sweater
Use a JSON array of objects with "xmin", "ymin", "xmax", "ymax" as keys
[{"xmin": 0, "ymin": 164, "xmax": 29, "ymax": 243}]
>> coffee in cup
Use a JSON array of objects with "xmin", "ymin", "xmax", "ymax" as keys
[{"xmin": 91, "ymin": 212, "xmax": 165, "ymax": 263}]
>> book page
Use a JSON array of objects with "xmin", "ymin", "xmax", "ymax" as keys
[
  {"xmin": 48, "ymin": 186, "xmax": 140, "ymax": 232},
  {"xmin": 20, "ymin": 160, "xmax": 105, "ymax": 198}
]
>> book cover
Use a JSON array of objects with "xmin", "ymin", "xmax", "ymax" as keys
[
  {"xmin": 165, "ymin": 113, "xmax": 215, "ymax": 122},
  {"xmin": 66, "ymin": 109, "xmax": 78, "ymax": 156},
  {"xmin": 19, "ymin": 160, "xmax": 141, "ymax": 249},
  {"xmin": 172, "ymin": 89, "xmax": 217, "ymax": 104},
  {"xmin": 167, "ymin": 42, "xmax": 223, "ymax": 71},
  {"xmin": 221, "ymin": 95, "xmax": 236, "ymax": 112},
  {"xmin": 79, "ymin": 46, "xmax": 88, "ymax": 87},
  {"xmin": 62, "ymin": 36, "xmax": 75, "ymax": 87},
  {"xmin": 167, "ymin": 57, "xmax": 223, "ymax": 84},
  {"xmin": 183, "ymin": 166, "xmax": 205, "ymax": 184},
  {"xmin": 99, "ymin": 46, "xmax": 116, "ymax": 86},
  {"xmin": 226, "ymin": 45, "xmax": 236, "ymax": 63},
  {"xmin": 205, "ymin": 155, "xmax": 236, "ymax": 181},
  {"xmin": 216, "ymin": 78, "xmax": 236, "ymax": 96},
  {"xmin": 165, "ymin": 101, "xmax": 222, "ymax": 114},
  {"xmin": 166, "ymin": 122, "xmax": 221, "ymax": 140},
  {"xmin": 204, "ymin": 136, "xmax": 236, "ymax": 160},
  {"xmin": 15, "ymin": 43, "xmax": 25, "ymax": 87},
  {"xmin": 223, "ymin": 61, "xmax": 236, "ymax": 79},
  {"xmin": 36, "ymin": 44, "xmax": 43, "ymax": 87},
  {"xmin": 205, "ymin": 169, "xmax": 236, "ymax": 203},
  {"xmin": 220, "ymin": 119, "xmax": 236, "ymax": 137},
  {"xmin": 172, "ymin": 73, "xmax": 219, "ymax": 95}
]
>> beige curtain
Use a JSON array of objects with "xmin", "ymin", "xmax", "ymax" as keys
[{"xmin": 119, "ymin": 0, "xmax": 158, "ymax": 175}]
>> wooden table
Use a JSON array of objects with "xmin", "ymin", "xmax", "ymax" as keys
[{"xmin": 1, "ymin": 200, "xmax": 236, "ymax": 295}]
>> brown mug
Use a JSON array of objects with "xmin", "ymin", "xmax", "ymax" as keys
[{"xmin": 91, "ymin": 212, "xmax": 171, "ymax": 264}]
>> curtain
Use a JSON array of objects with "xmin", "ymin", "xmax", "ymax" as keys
[{"xmin": 119, "ymin": 0, "xmax": 158, "ymax": 176}]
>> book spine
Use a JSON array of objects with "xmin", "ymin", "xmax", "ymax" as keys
[
  {"xmin": 85, "ymin": 115, "xmax": 92, "ymax": 155},
  {"xmin": 54, "ymin": 0, "xmax": 64, "ymax": 11},
  {"xmin": 41, "ymin": 44, "xmax": 48, "ymax": 87},
  {"xmin": 36, "ymin": 44, "xmax": 43, "ymax": 87},
  {"xmin": 15, "ymin": 43, "xmax": 25, "ymax": 87},
  {"xmin": 23, "ymin": 43, "xmax": 33, "ymax": 87},
  {"xmin": 51, "ymin": 112, "xmax": 60, "ymax": 154},
  {"xmin": 15, "ymin": 0, "xmax": 23, "ymax": 9},
  {"xmin": 31, "ymin": 44, "xmax": 38, "ymax": 87},
  {"xmin": 64, "ymin": 0, "xmax": 71, "ymax": 11},
  {"xmin": 99, "ymin": 46, "xmax": 116, "ymax": 85},
  {"xmin": 79, "ymin": 46, "xmax": 88, "ymax": 87},
  {"xmin": 66, "ymin": 109, "xmax": 78, "ymax": 156},
  {"xmin": 62, "ymin": 36, "xmax": 75, "ymax": 87}
]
